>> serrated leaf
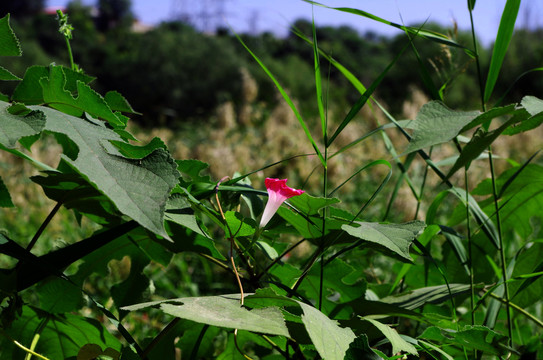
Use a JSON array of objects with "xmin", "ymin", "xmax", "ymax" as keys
[
  {"xmin": 0, "ymin": 66, "xmax": 20, "ymax": 80},
  {"xmin": 109, "ymin": 137, "xmax": 167, "ymax": 159},
  {"xmin": 40, "ymin": 66, "xmax": 123, "ymax": 127},
  {"xmin": 1, "ymin": 306, "xmax": 121, "ymax": 360},
  {"xmin": 0, "ymin": 15, "xmax": 21, "ymax": 56},
  {"xmin": 0, "ymin": 101, "xmax": 45, "ymax": 149},
  {"xmin": 363, "ymin": 318, "xmax": 418, "ymax": 355},
  {"xmin": 300, "ymin": 302, "xmax": 356, "ymax": 360},
  {"xmin": 177, "ymin": 159, "xmax": 212, "ymax": 184},
  {"xmin": 12, "ymin": 65, "xmax": 93, "ymax": 105},
  {"xmin": 342, "ymin": 221, "xmax": 425, "ymax": 262},
  {"xmin": 35, "ymin": 106, "xmax": 179, "ymax": 238},
  {"xmin": 405, "ymin": 101, "xmax": 480, "ymax": 153},
  {"xmin": 104, "ymin": 90, "xmax": 136, "ymax": 113},
  {"xmin": 122, "ymin": 295, "xmax": 290, "ymax": 337}
]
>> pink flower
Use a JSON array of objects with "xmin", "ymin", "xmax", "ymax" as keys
[{"xmin": 260, "ymin": 178, "xmax": 305, "ymax": 228}]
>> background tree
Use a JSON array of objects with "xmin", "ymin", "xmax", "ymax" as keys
[
  {"xmin": 96, "ymin": 0, "xmax": 133, "ymax": 32},
  {"xmin": 0, "ymin": 0, "xmax": 44, "ymax": 19}
]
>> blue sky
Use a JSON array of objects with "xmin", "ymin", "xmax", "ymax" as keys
[{"xmin": 46, "ymin": 0, "xmax": 541, "ymax": 46}]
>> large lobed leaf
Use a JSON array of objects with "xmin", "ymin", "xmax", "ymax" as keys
[
  {"xmin": 124, "ymin": 289, "xmax": 359, "ymax": 360},
  {"xmin": 33, "ymin": 106, "xmax": 179, "ymax": 238},
  {"xmin": 123, "ymin": 295, "xmax": 290, "ymax": 338},
  {"xmin": 405, "ymin": 101, "xmax": 479, "ymax": 154},
  {"xmin": 0, "ymin": 101, "xmax": 45, "ymax": 149}
]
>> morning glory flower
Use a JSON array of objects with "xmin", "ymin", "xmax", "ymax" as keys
[{"xmin": 260, "ymin": 178, "xmax": 305, "ymax": 228}]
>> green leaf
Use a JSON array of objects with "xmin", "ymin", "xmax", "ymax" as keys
[
  {"xmin": 445, "ymin": 116, "xmax": 517, "ymax": 179},
  {"xmin": 419, "ymin": 325, "xmax": 509, "ymax": 355},
  {"xmin": 521, "ymin": 95, "xmax": 543, "ymax": 116},
  {"xmin": 0, "ymin": 66, "xmax": 20, "ymax": 81},
  {"xmin": 484, "ymin": 0, "xmax": 521, "ymax": 103},
  {"xmin": 37, "ymin": 277, "xmax": 83, "ymax": 314},
  {"xmin": 224, "ymin": 211, "xmax": 256, "ymax": 237},
  {"xmin": 1, "ymin": 306, "xmax": 121, "ymax": 360},
  {"xmin": 0, "ymin": 15, "xmax": 21, "ymax": 56},
  {"xmin": 472, "ymin": 164, "xmax": 543, "ymax": 239},
  {"xmin": 381, "ymin": 283, "xmax": 475, "ymax": 310},
  {"xmin": 12, "ymin": 65, "xmax": 94, "ymax": 105},
  {"xmin": 0, "ymin": 101, "xmax": 45, "ymax": 149},
  {"xmin": 286, "ymin": 192, "xmax": 340, "ymax": 216},
  {"xmin": 363, "ymin": 318, "xmax": 418, "ymax": 355},
  {"xmin": 303, "ymin": 1, "xmax": 471, "ymax": 52},
  {"xmin": 104, "ymin": 90, "xmax": 137, "ymax": 113},
  {"xmin": 509, "ymin": 242, "xmax": 543, "ymax": 307},
  {"xmin": 73, "ymin": 227, "xmax": 171, "ymax": 285},
  {"xmin": 177, "ymin": 159, "xmax": 212, "ymax": 185},
  {"xmin": 108, "ymin": 137, "xmax": 167, "ymax": 159},
  {"xmin": 342, "ymin": 221, "xmax": 426, "ymax": 262},
  {"xmin": 299, "ymin": 301, "xmax": 356, "ymax": 360},
  {"xmin": 459, "ymin": 104, "xmax": 516, "ymax": 133},
  {"xmin": 405, "ymin": 101, "xmax": 480, "ymax": 153},
  {"xmin": 344, "ymin": 335, "xmax": 384, "ymax": 360},
  {"xmin": 503, "ymin": 96, "xmax": 543, "ymax": 135},
  {"xmin": 302, "ymin": 258, "xmax": 366, "ymax": 318},
  {"xmin": 122, "ymin": 295, "xmax": 290, "ymax": 337},
  {"xmin": 40, "ymin": 65, "xmax": 124, "ymax": 127},
  {"xmin": 0, "ymin": 175, "xmax": 14, "ymax": 207},
  {"xmin": 35, "ymin": 106, "xmax": 179, "ymax": 238}
]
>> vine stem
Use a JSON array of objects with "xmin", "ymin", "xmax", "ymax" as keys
[
  {"xmin": 141, "ymin": 318, "xmax": 180, "ymax": 359},
  {"xmin": 25, "ymin": 201, "xmax": 63, "ymax": 253},
  {"xmin": 0, "ymin": 330, "xmax": 50, "ymax": 360},
  {"xmin": 214, "ymin": 177, "xmax": 254, "ymax": 360}
]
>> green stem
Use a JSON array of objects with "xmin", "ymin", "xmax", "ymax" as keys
[
  {"xmin": 468, "ymin": 3, "xmax": 486, "ymax": 112},
  {"xmin": 25, "ymin": 201, "xmax": 63, "ymax": 253},
  {"xmin": 489, "ymin": 149, "xmax": 513, "ymax": 346},
  {"xmin": 488, "ymin": 292, "xmax": 543, "ymax": 328},
  {"xmin": 464, "ymin": 169, "xmax": 475, "ymax": 327},
  {"xmin": 142, "ymin": 318, "xmax": 180, "ymax": 359},
  {"xmin": 64, "ymin": 36, "xmax": 75, "ymax": 71}
]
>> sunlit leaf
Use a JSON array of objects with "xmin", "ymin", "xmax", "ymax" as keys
[
  {"xmin": 0, "ymin": 101, "xmax": 45, "ymax": 149},
  {"xmin": 122, "ymin": 295, "xmax": 290, "ymax": 337},
  {"xmin": 405, "ymin": 101, "xmax": 479, "ymax": 153},
  {"xmin": 34, "ymin": 106, "xmax": 179, "ymax": 238}
]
